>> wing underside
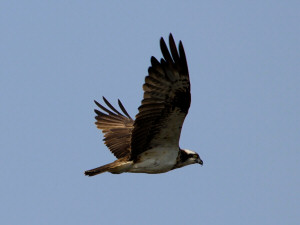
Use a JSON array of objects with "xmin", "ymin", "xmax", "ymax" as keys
[
  {"xmin": 94, "ymin": 97, "xmax": 134, "ymax": 159},
  {"xmin": 130, "ymin": 34, "xmax": 191, "ymax": 159}
]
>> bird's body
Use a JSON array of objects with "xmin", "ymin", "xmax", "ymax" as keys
[
  {"xmin": 130, "ymin": 146, "xmax": 179, "ymax": 173},
  {"xmin": 85, "ymin": 34, "xmax": 203, "ymax": 176}
]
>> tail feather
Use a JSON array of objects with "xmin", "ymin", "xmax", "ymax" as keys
[
  {"xmin": 84, "ymin": 160, "xmax": 132, "ymax": 176},
  {"xmin": 84, "ymin": 163, "xmax": 115, "ymax": 176}
]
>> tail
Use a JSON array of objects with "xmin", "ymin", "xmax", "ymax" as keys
[
  {"xmin": 84, "ymin": 163, "xmax": 115, "ymax": 176},
  {"xmin": 84, "ymin": 160, "xmax": 132, "ymax": 176}
]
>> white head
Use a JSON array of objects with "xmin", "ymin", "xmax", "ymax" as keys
[{"xmin": 175, "ymin": 149, "xmax": 203, "ymax": 169}]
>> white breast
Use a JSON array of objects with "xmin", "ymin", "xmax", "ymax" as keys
[{"xmin": 129, "ymin": 147, "xmax": 179, "ymax": 174}]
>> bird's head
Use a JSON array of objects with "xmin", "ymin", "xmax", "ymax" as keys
[{"xmin": 176, "ymin": 149, "xmax": 203, "ymax": 168}]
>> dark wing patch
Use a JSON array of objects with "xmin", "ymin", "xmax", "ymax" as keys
[
  {"xmin": 94, "ymin": 97, "xmax": 134, "ymax": 159},
  {"xmin": 130, "ymin": 34, "xmax": 191, "ymax": 159}
]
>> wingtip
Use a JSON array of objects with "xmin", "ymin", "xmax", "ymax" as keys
[
  {"xmin": 102, "ymin": 96, "xmax": 108, "ymax": 102},
  {"xmin": 169, "ymin": 33, "xmax": 174, "ymax": 42},
  {"xmin": 178, "ymin": 40, "xmax": 187, "ymax": 59},
  {"xmin": 160, "ymin": 36, "xmax": 166, "ymax": 48},
  {"xmin": 179, "ymin": 40, "xmax": 183, "ymax": 48},
  {"xmin": 150, "ymin": 56, "xmax": 158, "ymax": 64},
  {"xmin": 94, "ymin": 99, "xmax": 102, "ymax": 108},
  {"xmin": 161, "ymin": 33, "xmax": 173, "ymax": 39}
]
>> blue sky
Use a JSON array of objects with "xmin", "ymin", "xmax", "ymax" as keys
[{"xmin": 1, "ymin": 1, "xmax": 299, "ymax": 225}]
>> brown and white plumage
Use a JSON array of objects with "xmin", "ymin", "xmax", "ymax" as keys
[{"xmin": 85, "ymin": 34, "xmax": 203, "ymax": 176}]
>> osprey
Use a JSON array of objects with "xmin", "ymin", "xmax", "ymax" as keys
[{"xmin": 85, "ymin": 34, "xmax": 203, "ymax": 176}]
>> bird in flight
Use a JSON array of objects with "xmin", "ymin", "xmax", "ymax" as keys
[{"xmin": 85, "ymin": 34, "xmax": 203, "ymax": 176}]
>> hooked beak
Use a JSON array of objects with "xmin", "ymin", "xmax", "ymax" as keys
[{"xmin": 197, "ymin": 158, "xmax": 203, "ymax": 166}]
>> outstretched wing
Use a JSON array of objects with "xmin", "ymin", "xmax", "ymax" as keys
[
  {"xmin": 130, "ymin": 34, "xmax": 191, "ymax": 159},
  {"xmin": 94, "ymin": 97, "xmax": 134, "ymax": 159}
]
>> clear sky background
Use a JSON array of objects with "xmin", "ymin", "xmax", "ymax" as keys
[{"xmin": 1, "ymin": 1, "xmax": 299, "ymax": 225}]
